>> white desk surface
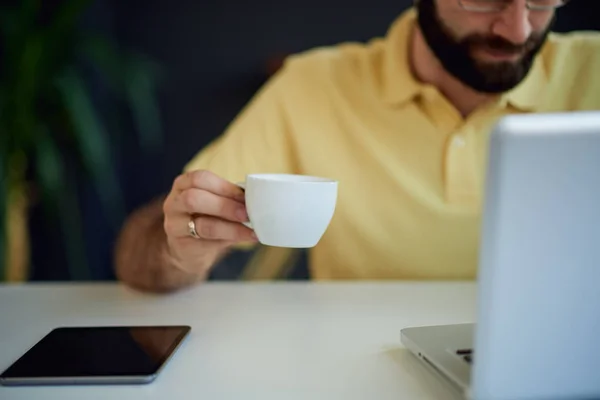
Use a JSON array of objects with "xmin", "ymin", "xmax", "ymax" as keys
[{"xmin": 0, "ymin": 282, "xmax": 476, "ymax": 399}]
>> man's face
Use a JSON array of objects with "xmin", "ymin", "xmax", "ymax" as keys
[{"xmin": 416, "ymin": 0, "xmax": 556, "ymax": 93}]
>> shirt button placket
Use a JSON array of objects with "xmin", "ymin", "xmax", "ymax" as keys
[{"xmin": 445, "ymin": 129, "xmax": 476, "ymax": 205}]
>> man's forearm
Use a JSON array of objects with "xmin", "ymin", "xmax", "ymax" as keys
[{"xmin": 114, "ymin": 196, "xmax": 207, "ymax": 293}]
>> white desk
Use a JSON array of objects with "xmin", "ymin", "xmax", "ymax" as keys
[{"xmin": 0, "ymin": 282, "xmax": 476, "ymax": 399}]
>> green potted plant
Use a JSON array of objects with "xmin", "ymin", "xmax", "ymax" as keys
[{"xmin": 0, "ymin": 0, "xmax": 163, "ymax": 281}]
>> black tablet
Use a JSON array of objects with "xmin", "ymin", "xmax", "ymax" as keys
[{"xmin": 0, "ymin": 325, "xmax": 191, "ymax": 386}]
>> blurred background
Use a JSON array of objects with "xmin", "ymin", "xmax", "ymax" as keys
[{"xmin": 1, "ymin": 0, "xmax": 599, "ymax": 284}]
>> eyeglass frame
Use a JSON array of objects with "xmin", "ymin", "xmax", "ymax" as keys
[{"xmin": 458, "ymin": 0, "xmax": 570, "ymax": 12}]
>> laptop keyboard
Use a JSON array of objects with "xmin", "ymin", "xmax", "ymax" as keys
[{"xmin": 456, "ymin": 349, "xmax": 473, "ymax": 364}]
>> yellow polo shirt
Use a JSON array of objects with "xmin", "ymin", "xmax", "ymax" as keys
[{"xmin": 185, "ymin": 8, "xmax": 600, "ymax": 280}]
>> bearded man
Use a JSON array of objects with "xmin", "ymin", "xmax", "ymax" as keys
[{"xmin": 114, "ymin": 0, "xmax": 600, "ymax": 292}]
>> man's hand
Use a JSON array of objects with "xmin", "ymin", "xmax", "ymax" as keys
[
  {"xmin": 162, "ymin": 170, "xmax": 256, "ymax": 275},
  {"xmin": 114, "ymin": 170, "xmax": 255, "ymax": 293}
]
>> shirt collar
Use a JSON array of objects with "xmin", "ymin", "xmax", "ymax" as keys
[
  {"xmin": 499, "ymin": 50, "xmax": 549, "ymax": 111},
  {"xmin": 381, "ymin": 8, "xmax": 424, "ymax": 106}
]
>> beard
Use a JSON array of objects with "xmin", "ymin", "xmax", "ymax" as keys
[{"xmin": 415, "ymin": 0, "xmax": 553, "ymax": 93}]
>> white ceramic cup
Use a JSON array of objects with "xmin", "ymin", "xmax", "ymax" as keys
[{"xmin": 236, "ymin": 174, "xmax": 338, "ymax": 248}]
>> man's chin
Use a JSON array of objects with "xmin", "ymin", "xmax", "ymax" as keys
[{"xmin": 448, "ymin": 61, "xmax": 527, "ymax": 94}]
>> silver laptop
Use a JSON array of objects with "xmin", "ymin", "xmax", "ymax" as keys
[{"xmin": 401, "ymin": 111, "xmax": 600, "ymax": 400}]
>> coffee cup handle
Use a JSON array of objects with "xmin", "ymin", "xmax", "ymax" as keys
[{"xmin": 236, "ymin": 182, "xmax": 253, "ymax": 229}]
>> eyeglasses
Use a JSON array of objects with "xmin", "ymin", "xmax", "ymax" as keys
[{"xmin": 458, "ymin": 0, "xmax": 570, "ymax": 12}]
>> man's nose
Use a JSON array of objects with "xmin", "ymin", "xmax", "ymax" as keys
[{"xmin": 491, "ymin": 1, "xmax": 533, "ymax": 45}]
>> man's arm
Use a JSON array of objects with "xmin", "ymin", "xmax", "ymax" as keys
[
  {"xmin": 115, "ymin": 59, "xmax": 305, "ymax": 292},
  {"xmin": 114, "ymin": 195, "xmax": 207, "ymax": 293},
  {"xmin": 114, "ymin": 170, "xmax": 255, "ymax": 293}
]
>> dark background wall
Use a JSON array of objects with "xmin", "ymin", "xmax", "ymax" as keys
[{"xmin": 28, "ymin": 0, "xmax": 600, "ymax": 281}]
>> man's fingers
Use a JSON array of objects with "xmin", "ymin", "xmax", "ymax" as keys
[
  {"xmin": 192, "ymin": 216, "xmax": 255, "ymax": 241},
  {"xmin": 165, "ymin": 214, "xmax": 255, "ymax": 242},
  {"xmin": 164, "ymin": 170, "xmax": 253, "ymax": 242},
  {"xmin": 173, "ymin": 188, "xmax": 248, "ymax": 222},
  {"xmin": 173, "ymin": 170, "xmax": 244, "ymax": 201}
]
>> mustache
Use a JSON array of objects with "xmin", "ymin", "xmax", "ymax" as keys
[{"xmin": 462, "ymin": 34, "xmax": 543, "ymax": 54}]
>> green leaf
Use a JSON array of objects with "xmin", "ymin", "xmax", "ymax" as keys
[
  {"xmin": 35, "ymin": 131, "xmax": 90, "ymax": 280},
  {"xmin": 1, "ymin": 0, "xmax": 164, "ymax": 282},
  {"xmin": 7, "ymin": 0, "xmax": 39, "ymax": 37},
  {"xmin": 13, "ymin": 32, "xmax": 45, "ymax": 150},
  {"xmin": 46, "ymin": 0, "xmax": 92, "ymax": 42},
  {"xmin": 0, "ymin": 8, "xmax": 19, "ymax": 46},
  {"xmin": 78, "ymin": 34, "xmax": 124, "ymax": 94},
  {"xmin": 0, "ymin": 1, "xmax": 40, "ymax": 77},
  {"xmin": 80, "ymin": 35, "xmax": 164, "ymax": 155},
  {"xmin": 55, "ymin": 67, "xmax": 125, "ymax": 230},
  {"xmin": 124, "ymin": 54, "xmax": 164, "ymax": 155}
]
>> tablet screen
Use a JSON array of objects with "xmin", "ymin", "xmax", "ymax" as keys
[{"xmin": 0, "ymin": 326, "xmax": 190, "ymax": 380}]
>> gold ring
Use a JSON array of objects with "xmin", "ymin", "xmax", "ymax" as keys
[{"xmin": 188, "ymin": 219, "xmax": 200, "ymax": 239}]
